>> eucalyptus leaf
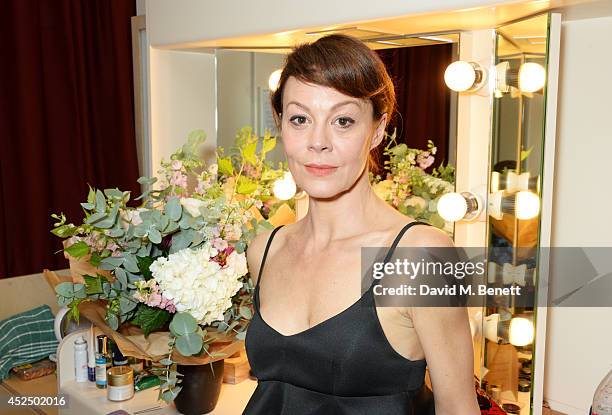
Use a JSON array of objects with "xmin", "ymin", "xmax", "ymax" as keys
[
  {"xmin": 160, "ymin": 387, "xmax": 182, "ymax": 403},
  {"xmin": 100, "ymin": 256, "xmax": 124, "ymax": 269},
  {"xmin": 148, "ymin": 227, "xmax": 162, "ymax": 244},
  {"xmin": 137, "ymin": 176, "xmax": 157, "ymax": 185},
  {"xmin": 165, "ymin": 197, "xmax": 182, "ymax": 221},
  {"xmin": 104, "ymin": 188, "xmax": 124, "ymax": 199},
  {"xmin": 123, "ymin": 254, "xmax": 140, "ymax": 273},
  {"xmin": 96, "ymin": 205, "xmax": 119, "ymax": 229},
  {"xmin": 85, "ymin": 211, "xmax": 107, "ymax": 225},
  {"xmin": 114, "ymin": 267, "xmax": 128, "ymax": 288},
  {"xmin": 175, "ymin": 332, "xmax": 203, "ymax": 356},
  {"xmin": 169, "ymin": 312, "xmax": 197, "ymax": 336},
  {"xmin": 235, "ymin": 330, "xmax": 247, "ymax": 340},
  {"xmin": 95, "ymin": 190, "xmax": 106, "ymax": 213},
  {"xmin": 164, "ymin": 221, "xmax": 179, "ymax": 234},
  {"xmin": 107, "ymin": 227, "xmax": 124, "ymax": 238},
  {"xmin": 55, "ymin": 282, "xmax": 75, "ymax": 297},
  {"xmin": 133, "ymin": 225, "xmax": 147, "ymax": 238},
  {"xmin": 119, "ymin": 295, "xmax": 138, "ymax": 314},
  {"xmin": 106, "ymin": 313, "xmax": 119, "ymax": 330},
  {"xmin": 80, "ymin": 202, "xmax": 95, "ymax": 210},
  {"xmin": 159, "ymin": 358, "xmax": 173, "ymax": 366}
]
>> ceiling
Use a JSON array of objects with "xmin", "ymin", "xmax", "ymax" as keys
[{"xmin": 160, "ymin": 0, "xmax": 600, "ymax": 53}]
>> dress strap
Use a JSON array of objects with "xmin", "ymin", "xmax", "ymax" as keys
[
  {"xmin": 256, "ymin": 225, "xmax": 285, "ymax": 291},
  {"xmin": 382, "ymin": 221, "xmax": 431, "ymax": 264}
]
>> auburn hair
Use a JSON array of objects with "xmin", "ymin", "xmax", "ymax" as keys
[{"xmin": 270, "ymin": 34, "xmax": 396, "ymax": 175}]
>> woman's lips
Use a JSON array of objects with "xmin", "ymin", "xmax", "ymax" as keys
[{"xmin": 304, "ymin": 165, "xmax": 338, "ymax": 176}]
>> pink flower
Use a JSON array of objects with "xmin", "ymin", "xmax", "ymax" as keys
[
  {"xmin": 146, "ymin": 293, "xmax": 162, "ymax": 307},
  {"xmin": 170, "ymin": 171, "xmax": 188, "ymax": 188},
  {"xmin": 212, "ymin": 238, "xmax": 228, "ymax": 251},
  {"xmin": 417, "ymin": 152, "xmax": 435, "ymax": 169},
  {"xmin": 171, "ymin": 160, "xmax": 183, "ymax": 170}
]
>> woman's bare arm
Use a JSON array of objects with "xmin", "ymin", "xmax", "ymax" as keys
[{"xmin": 398, "ymin": 225, "xmax": 480, "ymax": 414}]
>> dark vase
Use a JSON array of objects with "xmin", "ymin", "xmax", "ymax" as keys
[{"xmin": 174, "ymin": 360, "xmax": 225, "ymax": 415}]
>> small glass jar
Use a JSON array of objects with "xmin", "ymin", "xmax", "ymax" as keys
[{"xmin": 107, "ymin": 366, "xmax": 134, "ymax": 402}]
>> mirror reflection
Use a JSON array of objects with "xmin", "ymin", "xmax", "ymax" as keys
[
  {"xmin": 484, "ymin": 13, "xmax": 550, "ymax": 415},
  {"xmin": 215, "ymin": 34, "xmax": 460, "ymax": 233}
]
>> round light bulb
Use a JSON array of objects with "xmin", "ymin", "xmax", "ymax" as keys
[
  {"xmin": 515, "ymin": 191, "xmax": 540, "ymax": 219},
  {"xmin": 519, "ymin": 62, "xmax": 546, "ymax": 93},
  {"xmin": 268, "ymin": 69, "xmax": 283, "ymax": 92},
  {"xmin": 509, "ymin": 317, "xmax": 534, "ymax": 346},
  {"xmin": 444, "ymin": 61, "xmax": 477, "ymax": 92},
  {"xmin": 437, "ymin": 192, "xmax": 468, "ymax": 222},
  {"xmin": 273, "ymin": 172, "xmax": 296, "ymax": 200}
]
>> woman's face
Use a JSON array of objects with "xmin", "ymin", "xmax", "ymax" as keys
[{"xmin": 280, "ymin": 76, "xmax": 387, "ymax": 199}]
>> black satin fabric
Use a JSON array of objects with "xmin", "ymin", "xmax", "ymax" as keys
[{"xmin": 244, "ymin": 222, "xmax": 434, "ymax": 415}]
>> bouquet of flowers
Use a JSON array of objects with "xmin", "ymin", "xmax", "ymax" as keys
[
  {"xmin": 50, "ymin": 127, "xmax": 290, "ymax": 401},
  {"xmin": 370, "ymin": 130, "xmax": 456, "ymax": 233}
]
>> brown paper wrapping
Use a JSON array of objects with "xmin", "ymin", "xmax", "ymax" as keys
[
  {"xmin": 44, "ymin": 269, "xmax": 244, "ymax": 365},
  {"xmin": 62, "ymin": 239, "xmax": 112, "ymax": 283}
]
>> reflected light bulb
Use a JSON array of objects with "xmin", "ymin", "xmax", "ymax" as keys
[
  {"xmin": 437, "ymin": 192, "xmax": 468, "ymax": 222},
  {"xmin": 519, "ymin": 62, "xmax": 546, "ymax": 93},
  {"xmin": 273, "ymin": 172, "xmax": 296, "ymax": 200},
  {"xmin": 509, "ymin": 317, "xmax": 534, "ymax": 346},
  {"xmin": 444, "ymin": 61, "xmax": 477, "ymax": 92},
  {"xmin": 515, "ymin": 191, "xmax": 540, "ymax": 219},
  {"xmin": 268, "ymin": 69, "xmax": 283, "ymax": 92}
]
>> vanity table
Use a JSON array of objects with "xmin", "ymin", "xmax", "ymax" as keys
[{"xmin": 57, "ymin": 330, "xmax": 257, "ymax": 415}]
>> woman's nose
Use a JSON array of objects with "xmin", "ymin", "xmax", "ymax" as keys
[{"xmin": 307, "ymin": 125, "xmax": 332, "ymax": 152}]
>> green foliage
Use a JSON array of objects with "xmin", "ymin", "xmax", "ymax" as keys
[{"xmin": 132, "ymin": 304, "xmax": 173, "ymax": 337}]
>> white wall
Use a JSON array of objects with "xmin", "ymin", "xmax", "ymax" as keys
[
  {"xmin": 544, "ymin": 15, "xmax": 612, "ymax": 414},
  {"xmin": 216, "ymin": 51, "xmax": 286, "ymax": 165},
  {"xmin": 149, "ymin": 48, "xmax": 217, "ymax": 169}
]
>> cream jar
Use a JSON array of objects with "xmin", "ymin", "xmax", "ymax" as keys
[{"xmin": 107, "ymin": 366, "xmax": 134, "ymax": 402}]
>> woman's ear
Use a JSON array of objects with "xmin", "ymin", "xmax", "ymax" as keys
[{"xmin": 370, "ymin": 113, "xmax": 388, "ymax": 150}]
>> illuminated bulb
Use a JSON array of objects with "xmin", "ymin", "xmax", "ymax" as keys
[
  {"xmin": 437, "ymin": 192, "xmax": 468, "ymax": 222},
  {"xmin": 515, "ymin": 191, "xmax": 540, "ymax": 219},
  {"xmin": 519, "ymin": 62, "xmax": 546, "ymax": 93},
  {"xmin": 509, "ymin": 317, "xmax": 534, "ymax": 346},
  {"xmin": 273, "ymin": 171, "xmax": 296, "ymax": 200},
  {"xmin": 444, "ymin": 61, "xmax": 483, "ymax": 92},
  {"xmin": 268, "ymin": 69, "xmax": 283, "ymax": 92}
]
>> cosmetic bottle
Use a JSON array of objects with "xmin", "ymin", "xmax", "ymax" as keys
[
  {"xmin": 74, "ymin": 336, "xmax": 88, "ymax": 382},
  {"xmin": 95, "ymin": 335, "xmax": 111, "ymax": 389}
]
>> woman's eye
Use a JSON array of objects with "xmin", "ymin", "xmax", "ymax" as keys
[
  {"xmin": 289, "ymin": 115, "xmax": 308, "ymax": 126},
  {"xmin": 335, "ymin": 117, "xmax": 355, "ymax": 128}
]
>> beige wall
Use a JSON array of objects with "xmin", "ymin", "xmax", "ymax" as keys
[
  {"xmin": 145, "ymin": 0, "xmax": 500, "ymax": 46},
  {"xmin": 544, "ymin": 15, "xmax": 612, "ymax": 414}
]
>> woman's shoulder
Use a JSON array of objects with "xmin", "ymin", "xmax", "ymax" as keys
[
  {"xmin": 246, "ymin": 225, "xmax": 287, "ymax": 286},
  {"xmin": 395, "ymin": 220, "xmax": 454, "ymax": 248}
]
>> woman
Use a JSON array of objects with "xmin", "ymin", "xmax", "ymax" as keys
[{"xmin": 244, "ymin": 34, "xmax": 480, "ymax": 415}]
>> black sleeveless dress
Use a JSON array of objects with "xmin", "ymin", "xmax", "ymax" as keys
[{"xmin": 244, "ymin": 221, "xmax": 435, "ymax": 414}]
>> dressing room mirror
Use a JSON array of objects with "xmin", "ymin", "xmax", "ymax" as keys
[
  {"xmin": 215, "ymin": 32, "xmax": 460, "ymax": 233},
  {"xmin": 482, "ymin": 13, "xmax": 551, "ymax": 414}
]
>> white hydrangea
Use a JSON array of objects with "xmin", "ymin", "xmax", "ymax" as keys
[{"xmin": 149, "ymin": 242, "xmax": 248, "ymax": 325}]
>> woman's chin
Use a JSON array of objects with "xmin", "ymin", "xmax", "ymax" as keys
[{"xmin": 299, "ymin": 183, "xmax": 348, "ymax": 200}]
